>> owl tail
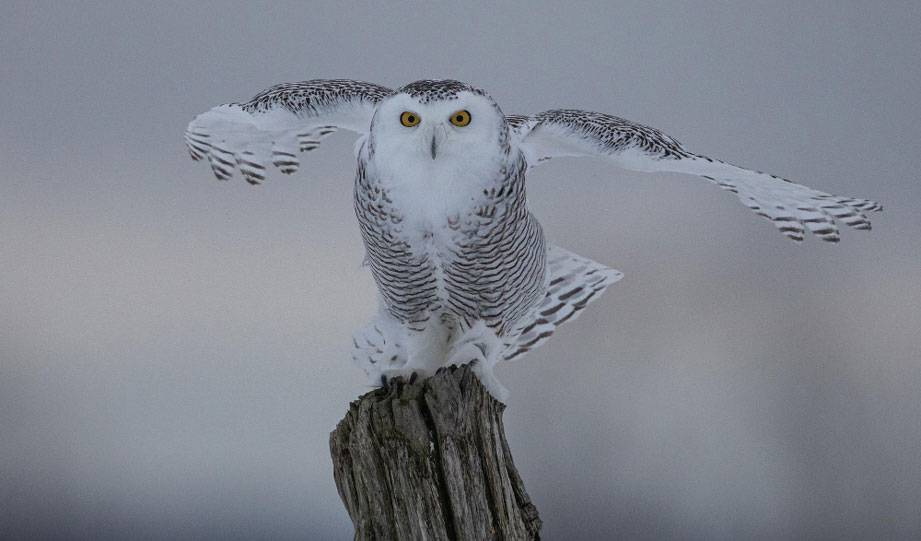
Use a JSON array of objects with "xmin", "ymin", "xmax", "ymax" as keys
[{"xmin": 502, "ymin": 245, "xmax": 623, "ymax": 361}]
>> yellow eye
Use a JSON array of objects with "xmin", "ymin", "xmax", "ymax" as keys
[
  {"xmin": 449, "ymin": 110, "xmax": 471, "ymax": 127},
  {"xmin": 400, "ymin": 111, "xmax": 420, "ymax": 127}
]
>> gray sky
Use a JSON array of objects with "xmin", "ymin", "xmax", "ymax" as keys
[{"xmin": 2, "ymin": 1, "xmax": 920, "ymax": 539}]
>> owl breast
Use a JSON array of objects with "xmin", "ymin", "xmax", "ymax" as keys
[{"xmin": 354, "ymin": 151, "xmax": 547, "ymax": 335}]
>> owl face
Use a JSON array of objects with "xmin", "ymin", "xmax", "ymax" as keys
[{"xmin": 369, "ymin": 84, "xmax": 507, "ymax": 175}]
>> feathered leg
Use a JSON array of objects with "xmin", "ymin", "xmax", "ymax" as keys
[{"xmin": 387, "ymin": 319, "xmax": 452, "ymax": 380}]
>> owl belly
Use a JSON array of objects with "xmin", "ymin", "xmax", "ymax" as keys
[
  {"xmin": 357, "ymin": 212, "xmax": 548, "ymax": 336},
  {"xmin": 364, "ymin": 220, "xmax": 547, "ymax": 335},
  {"xmin": 438, "ymin": 213, "xmax": 549, "ymax": 335},
  {"xmin": 355, "ymin": 155, "xmax": 548, "ymax": 335}
]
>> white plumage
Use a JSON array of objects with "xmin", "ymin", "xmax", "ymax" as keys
[{"xmin": 185, "ymin": 79, "xmax": 881, "ymax": 400}]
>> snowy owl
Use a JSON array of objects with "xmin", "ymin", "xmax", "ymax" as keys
[{"xmin": 185, "ymin": 79, "xmax": 881, "ymax": 400}]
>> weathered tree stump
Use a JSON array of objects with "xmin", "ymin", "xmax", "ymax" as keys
[{"xmin": 330, "ymin": 364, "xmax": 542, "ymax": 540}]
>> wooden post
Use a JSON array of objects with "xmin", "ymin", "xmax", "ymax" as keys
[{"xmin": 330, "ymin": 364, "xmax": 542, "ymax": 540}]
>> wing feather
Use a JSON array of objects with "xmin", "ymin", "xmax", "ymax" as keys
[
  {"xmin": 511, "ymin": 109, "xmax": 882, "ymax": 242},
  {"xmin": 185, "ymin": 79, "xmax": 392, "ymax": 184},
  {"xmin": 503, "ymin": 246, "xmax": 622, "ymax": 361}
]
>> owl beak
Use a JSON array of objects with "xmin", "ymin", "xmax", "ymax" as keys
[{"xmin": 429, "ymin": 125, "xmax": 446, "ymax": 160}]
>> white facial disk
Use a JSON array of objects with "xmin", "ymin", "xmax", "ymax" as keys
[{"xmin": 368, "ymin": 91, "xmax": 508, "ymax": 184}]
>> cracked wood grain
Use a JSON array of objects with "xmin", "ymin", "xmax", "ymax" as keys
[{"xmin": 330, "ymin": 364, "xmax": 541, "ymax": 540}]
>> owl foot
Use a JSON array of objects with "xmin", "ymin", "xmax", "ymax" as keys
[
  {"xmin": 445, "ymin": 343, "xmax": 508, "ymax": 402},
  {"xmin": 378, "ymin": 366, "xmax": 431, "ymax": 391},
  {"xmin": 471, "ymin": 362, "xmax": 509, "ymax": 403}
]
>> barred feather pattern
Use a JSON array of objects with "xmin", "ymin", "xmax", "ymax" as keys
[
  {"xmin": 503, "ymin": 247, "xmax": 622, "ymax": 360},
  {"xmin": 354, "ymin": 152, "xmax": 548, "ymax": 338},
  {"xmin": 687, "ymin": 156, "xmax": 882, "ymax": 242},
  {"xmin": 510, "ymin": 109, "xmax": 882, "ymax": 242},
  {"xmin": 350, "ymin": 245, "xmax": 622, "ymax": 366},
  {"xmin": 509, "ymin": 109, "xmax": 694, "ymax": 160},
  {"xmin": 239, "ymin": 79, "xmax": 393, "ymax": 115},
  {"xmin": 184, "ymin": 79, "xmax": 393, "ymax": 184}
]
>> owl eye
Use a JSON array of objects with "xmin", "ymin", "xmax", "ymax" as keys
[
  {"xmin": 400, "ymin": 111, "xmax": 420, "ymax": 127},
  {"xmin": 449, "ymin": 110, "xmax": 471, "ymax": 127}
]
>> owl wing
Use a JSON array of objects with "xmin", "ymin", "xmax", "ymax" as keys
[
  {"xmin": 503, "ymin": 245, "xmax": 622, "ymax": 361},
  {"xmin": 185, "ymin": 79, "xmax": 393, "ymax": 185},
  {"xmin": 508, "ymin": 110, "xmax": 882, "ymax": 242}
]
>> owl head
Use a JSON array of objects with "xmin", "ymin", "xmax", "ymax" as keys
[{"xmin": 368, "ymin": 80, "xmax": 509, "ymax": 173}]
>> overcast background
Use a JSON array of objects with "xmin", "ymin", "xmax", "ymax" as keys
[{"xmin": 2, "ymin": 1, "xmax": 920, "ymax": 539}]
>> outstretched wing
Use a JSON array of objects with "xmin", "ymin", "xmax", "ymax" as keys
[
  {"xmin": 508, "ymin": 110, "xmax": 882, "ymax": 242},
  {"xmin": 185, "ymin": 79, "xmax": 393, "ymax": 185}
]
